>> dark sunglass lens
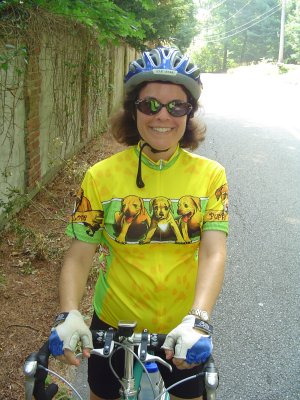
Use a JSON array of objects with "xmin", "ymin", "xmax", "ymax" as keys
[
  {"xmin": 137, "ymin": 99, "xmax": 161, "ymax": 115},
  {"xmin": 149, "ymin": 99, "xmax": 162, "ymax": 114},
  {"xmin": 167, "ymin": 101, "xmax": 192, "ymax": 117}
]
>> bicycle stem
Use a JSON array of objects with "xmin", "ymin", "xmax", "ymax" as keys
[{"xmin": 120, "ymin": 342, "xmax": 138, "ymax": 399}]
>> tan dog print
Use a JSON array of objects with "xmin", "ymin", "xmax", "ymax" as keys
[
  {"xmin": 177, "ymin": 196, "xmax": 202, "ymax": 242},
  {"xmin": 114, "ymin": 195, "xmax": 151, "ymax": 243},
  {"xmin": 72, "ymin": 188, "xmax": 104, "ymax": 237},
  {"xmin": 215, "ymin": 184, "xmax": 229, "ymax": 214},
  {"xmin": 140, "ymin": 197, "xmax": 185, "ymax": 244}
]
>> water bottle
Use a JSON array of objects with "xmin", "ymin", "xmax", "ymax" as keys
[{"xmin": 138, "ymin": 362, "xmax": 160, "ymax": 400}]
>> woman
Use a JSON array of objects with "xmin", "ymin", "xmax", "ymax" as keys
[{"xmin": 49, "ymin": 47, "xmax": 228, "ymax": 400}]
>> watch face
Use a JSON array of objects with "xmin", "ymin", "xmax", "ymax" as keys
[{"xmin": 201, "ymin": 311, "xmax": 209, "ymax": 321}]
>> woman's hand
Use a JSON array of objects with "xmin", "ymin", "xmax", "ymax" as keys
[
  {"xmin": 49, "ymin": 310, "xmax": 93, "ymax": 366},
  {"xmin": 162, "ymin": 315, "xmax": 212, "ymax": 370}
]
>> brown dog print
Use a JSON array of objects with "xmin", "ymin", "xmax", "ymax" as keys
[
  {"xmin": 215, "ymin": 184, "xmax": 229, "ymax": 214},
  {"xmin": 177, "ymin": 196, "xmax": 203, "ymax": 243},
  {"xmin": 114, "ymin": 195, "xmax": 151, "ymax": 243},
  {"xmin": 140, "ymin": 197, "xmax": 185, "ymax": 244},
  {"xmin": 72, "ymin": 188, "xmax": 103, "ymax": 237}
]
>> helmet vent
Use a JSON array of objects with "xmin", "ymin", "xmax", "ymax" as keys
[
  {"xmin": 136, "ymin": 58, "xmax": 145, "ymax": 68},
  {"xmin": 147, "ymin": 49, "xmax": 161, "ymax": 67},
  {"xmin": 173, "ymin": 57, "xmax": 182, "ymax": 68}
]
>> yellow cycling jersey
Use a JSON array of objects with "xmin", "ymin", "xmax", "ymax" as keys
[{"xmin": 66, "ymin": 144, "xmax": 229, "ymax": 333}]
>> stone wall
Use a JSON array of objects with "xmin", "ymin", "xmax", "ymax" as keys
[{"xmin": 0, "ymin": 11, "xmax": 136, "ymax": 227}]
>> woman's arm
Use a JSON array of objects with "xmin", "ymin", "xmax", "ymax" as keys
[
  {"xmin": 59, "ymin": 239, "xmax": 98, "ymax": 311},
  {"xmin": 164, "ymin": 230, "xmax": 227, "ymax": 369},
  {"xmin": 192, "ymin": 230, "xmax": 227, "ymax": 316},
  {"xmin": 54, "ymin": 239, "xmax": 98, "ymax": 365}
]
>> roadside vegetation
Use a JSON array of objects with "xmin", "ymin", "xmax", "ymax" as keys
[{"xmin": 0, "ymin": 1, "xmax": 299, "ymax": 398}]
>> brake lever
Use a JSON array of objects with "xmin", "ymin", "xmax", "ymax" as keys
[
  {"xmin": 24, "ymin": 352, "xmax": 38, "ymax": 400},
  {"xmin": 137, "ymin": 344, "xmax": 172, "ymax": 372},
  {"xmin": 91, "ymin": 327, "xmax": 115, "ymax": 357}
]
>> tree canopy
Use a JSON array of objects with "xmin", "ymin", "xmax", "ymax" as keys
[
  {"xmin": 0, "ymin": 0, "xmax": 198, "ymax": 51},
  {"xmin": 1, "ymin": 0, "xmax": 298, "ymax": 69},
  {"xmin": 190, "ymin": 0, "xmax": 299, "ymax": 72}
]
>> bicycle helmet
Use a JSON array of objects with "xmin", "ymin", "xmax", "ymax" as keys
[{"xmin": 124, "ymin": 47, "xmax": 202, "ymax": 100}]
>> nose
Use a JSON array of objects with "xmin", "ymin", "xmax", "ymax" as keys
[{"xmin": 155, "ymin": 105, "xmax": 171, "ymax": 118}]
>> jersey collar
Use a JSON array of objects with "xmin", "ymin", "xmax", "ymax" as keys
[{"xmin": 134, "ymin": 142, "xmax": 181, "ymax": 171}]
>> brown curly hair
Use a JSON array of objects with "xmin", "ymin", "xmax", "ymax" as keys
[{"xmin": 109, "ymin": 82, "xmax": 206, "ymax": 150}]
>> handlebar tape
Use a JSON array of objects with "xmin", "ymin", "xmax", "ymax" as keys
[{"xmin": 33, "ymin": 341, "xmax": 58, "ymax": 400}]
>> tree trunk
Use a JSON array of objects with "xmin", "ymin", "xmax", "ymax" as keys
[{"xmin": 240, "ymin": 30, "xmax": 248, "ymax": 64}]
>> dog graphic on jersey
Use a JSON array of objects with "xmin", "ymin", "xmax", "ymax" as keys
[
  {"xmin": 140, "ymin": 197, "xmax": 185, "ymax": 244},
  {"xmin": 215, "ymin": 184, "xmax": 228, "ymax": 215},
  {"xmin": 177, "ymin": 196, "xmax": 202, "ymax": 242},
  {"xmin": 114, "ymin": 195, "xmax": 151, "ymax": 243},
  {"xmin": 73, "ymin": 188, "xmax": 103, "ymax": 237}
]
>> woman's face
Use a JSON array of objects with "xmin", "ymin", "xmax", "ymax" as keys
[{"xmin": 136, "ymin": 82, "xmax": 188, "ymax": 161}]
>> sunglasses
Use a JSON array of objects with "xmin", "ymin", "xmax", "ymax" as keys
[{"xmin": 135, "ymin": 97, "xmax": 193, "ymax": 117}]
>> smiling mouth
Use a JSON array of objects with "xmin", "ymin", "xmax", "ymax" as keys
[{"xmin": 152, "ymin": 127, "xmax": 173, "ymax": 133}]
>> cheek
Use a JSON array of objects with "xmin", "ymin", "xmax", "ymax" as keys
[
  {"xmin": 177, "ymin": 118, "xmax": 188, "ymax": 136},
  {"xmin": 136, "ymin": 113, "xmax": 147, "ymax": 133}
]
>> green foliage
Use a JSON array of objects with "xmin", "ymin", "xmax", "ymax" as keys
[
  {"xmin": 0, "ymin": 0, "xmax": 198, "ymax": 50},
  {"xmin": 0, "ymin": 43, "xmax": 27, "ymax": 74},
  {"xmin": 113, "ymin": 0, "xmax": 198, "ymax": 50},
  {"xmin": 191, "ymin": 43, "xmax": 224, "ymax": 73},
  {"xmin": 44, "ymin": 375, "xmax": 73, "ymax": 399},
  {"xmin": 0, "ymin": 185, "xmax": 29, "ymax": 217},
  {"xmin": 278, "ymin": 64, "xmax": 289, "ymax": 74},
  {"xmin": 190, "ymin": 0, "xmax": 299, "ymax": 71},
  {"xmin": 285, "ymin": 0, "xmax": 300, "ymax": 63}
]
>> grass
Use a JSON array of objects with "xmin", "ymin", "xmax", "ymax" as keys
[{"xmin": 0, "ymin": 272, "xmax": 6, "ymax": 287}]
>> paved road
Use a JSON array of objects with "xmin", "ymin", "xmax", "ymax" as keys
[
  {"xmin": 199, "ymin": 72, "xmax": 300, "ymax": 399},
  {"xmin": 73, "ymin": 72, "xmax": 300, "ymax": 399}
]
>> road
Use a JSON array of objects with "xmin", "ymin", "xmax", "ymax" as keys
[
  {"xmin": 73, "ymin": 71, "xmax": 300, "ymax": 399},
  {"xmin": 198, "ymin": 72, "xmax": 300, "ymax": 399}
]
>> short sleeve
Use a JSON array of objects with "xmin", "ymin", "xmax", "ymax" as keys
[
  {"xmin": 65, "ymin": 168, "xmax": 104, "ymax": 243},
  {"xmin": 202, "ymin": 166, "xmax": 228, "ymax": 235}
]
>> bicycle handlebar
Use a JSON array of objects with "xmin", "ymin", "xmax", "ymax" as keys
[
  {"xmin": 24, "ymin": 341, "xmax": 58, "ymax": 400},
  {"xmin": 24, "ymin": 325, "xmax": 219, "ymax": 400}
]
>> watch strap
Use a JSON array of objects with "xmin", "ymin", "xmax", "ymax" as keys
[
  {"xmin": 53, "ymin": 312, "xmax": 69, "ymax": 327},
  {"xmin": 194, "ymin": 318, "xmax": 213, "ymax": 335}
]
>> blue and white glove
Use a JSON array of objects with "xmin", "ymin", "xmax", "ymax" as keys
[
  {"xmin": 49, "ymin": 310, "xmax": 93, "ymax": 357},
  {"xmin": 162, "ymin": 315, "xmax": 213, "ymax": 365}
]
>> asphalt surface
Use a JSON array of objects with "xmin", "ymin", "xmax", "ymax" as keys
[
  {"xmin": 73, "ymin": 72, "xmax": 300, "ymax": 399},
  {"xmin": 199, "ymin": 72, "xmax": 300, "ymax": 399}
]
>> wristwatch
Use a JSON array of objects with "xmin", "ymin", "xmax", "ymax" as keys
[
  {"xmin": 188, "ymin": 308, "xmax": 209, "ymax": 322},
  {"xmin": 53, "ymin": 312, "xmax": 69, "ymax": 327}
]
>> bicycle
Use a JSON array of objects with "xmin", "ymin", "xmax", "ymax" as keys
[{"xmin": 24, "ymin": 320, "xmax": 219, "ymax": 400}]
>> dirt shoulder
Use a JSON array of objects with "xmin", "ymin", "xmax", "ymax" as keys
[{"xmin": 0, "ymin": 133, "xmax": 124, "ymax": 400}]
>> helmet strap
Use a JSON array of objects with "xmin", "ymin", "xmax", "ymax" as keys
[{"xmin": 136, "ymin": 142, "xmax": 170, "ymax": 188}]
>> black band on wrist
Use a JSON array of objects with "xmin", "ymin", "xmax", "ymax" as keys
[
  {"xmin": 53, "ymin": 312, "xmax": 69, "ymax": 327},
  {"xmin": 194, "ymin": 318, "xmax": 213, "ymax": 335}
]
